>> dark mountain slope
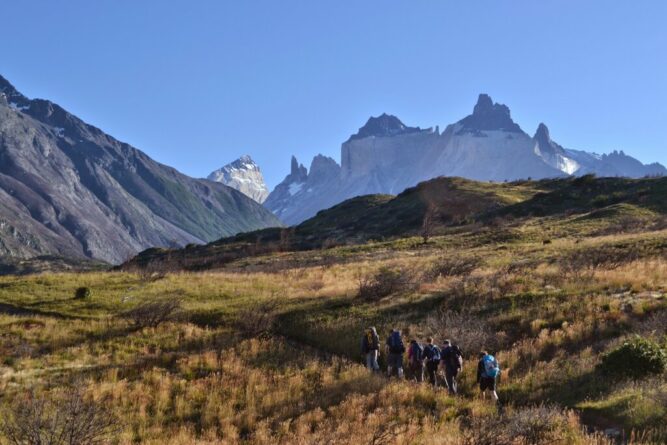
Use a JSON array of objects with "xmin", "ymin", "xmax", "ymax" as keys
[
  {"xmin": 0, "ymin": 75, "xmax": 280, "ymax": 264},
  {"xmin": 122, "ymin": 176, "xmax": 545, "ymax": 270},
  {"xmin": 124, "ymin": 175, "xmax": 667, "ymax": 272}
]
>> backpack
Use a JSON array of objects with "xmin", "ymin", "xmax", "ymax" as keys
[
  {"xmin": 411, "ymin": 342, "xmax": 424, "ymax": 361},
  {"xmin": 483, "ymin": 354, "xmax": 500, "ymax": 378},
  {"xmin": 424, "ymin": 344, "xmax": 441, "ymax": 362},
  {"xmin": 388, "ymin": 331, "xmax": 405, "ymax": 354},
  {"xmin": 366, "ymin": 330, "xmax": 375, "ymax": 349},
  {"xmin": 448, "ymin": 345, "xmax": 463, "ymax": 369}
]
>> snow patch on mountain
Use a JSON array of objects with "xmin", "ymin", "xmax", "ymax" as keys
[
  {"xmin": 288, "ymin": 182, "xmax": 304, "ymax": 196},
  {"xmin": 207, "ymin": 155, "xmax": 270, "ymax": 203},
  {"xmin": 264, "ymin": 94, "xmax": 666, "ymax": 225}
]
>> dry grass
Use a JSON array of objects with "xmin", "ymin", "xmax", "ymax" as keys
[{"xmin": 1, "ymin": 226, "xmax": 667, "ymax": 443}]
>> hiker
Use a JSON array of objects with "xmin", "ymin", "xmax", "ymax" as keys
[
  {"xmin": 361, "ymin": 327, "xmax": 380, "ymax": 372},
  {"xmin": 477, "ymin": 350, "xmax": 500, "ymax": 402},
  {"xmin": 440, "ymin": 339, "xmax": 463, "ymax": 395},
  {"xmin": 422, "ymin": 337, "xmax": 441, "ymax": 387},
  {"xmin": 385, "ymin": 329, "xmax": 405, "ymax": 379},
  {"xmin": 408, "ymin": 339, "xmax": 424, "ymax": 382}
]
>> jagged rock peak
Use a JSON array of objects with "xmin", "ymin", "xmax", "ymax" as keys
[
  {"xmin": 534, "ymin": 123, "xmax": 551, "ymax": 142},
  {"xmin": 0, "ymin": 75, "xmax": 28, "ymax": 102},
  {"xmin": 207, "ymin": 155, "xmax": 269, "ymax": 203},
  {"xmin": 0, "ymin": 75, "xmax": 18, "ymax": 95},
  {"xmin": 228, "ymin": 154, "xmax": 260, "ymax": 171},
  {"xmin": 532, "ymin": 122, "xmax": 569, "ymax": 162},
  {"xmin": 473, "ymin": 94, "xmax": 494, "ymax": 114},
  {"xmin": 0, "ymin": 74, "xmax": 31, "ymax": 111},
  {"xmin": 309, "ymin": 154, "xmax": 341, "ymax": 178},
  {"xmin": 458, "ymin": 94, "xmax": 522, "ymax": 134},
  {"xmin": 289, "ymin": 155, "xmax": 308, "ymax": 182},
  {"xmin": 348, "ymin": 113, "xmax": 421, "ymax": 141}
]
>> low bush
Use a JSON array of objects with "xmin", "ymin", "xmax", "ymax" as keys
[
  {"xmin": 423, "ymin": 256, "xmax": 480, "ymax": 281},
  {"xmin": 426, "ymin": 309, "xmax": 498, "ymax": 356},
  {"xmin": 358, "ymin": 266, "xmax": 414, "ymax": 301},
  {"xmin": 121, "ymin": 297, "xmax": 182, "ymax": 328},
  {"xmin": 74, "ymin": 286, "xmax": 91, "ymax": 300},
  {"xmin": 559, "ymin": 245, "xmax": 642, "ymax": 281},
  {"xmin": 0, "ymin": 388, "xmax": 120, "ymax": 445},
  {"xmin": 461, "ymin": 404, "xmax": 577, "ymax": 445},
  {"xmin": 235, "ymin": 300, "xmax": 279, "ymax": 338},
  {"xmin": 599, "ymin": 335, "xmax": 667, "ymax": 379}
]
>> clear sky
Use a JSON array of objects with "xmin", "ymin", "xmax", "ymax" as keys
[{"xmin": 2, "ymin": 1, "xmax": 665, "ymax": 188}]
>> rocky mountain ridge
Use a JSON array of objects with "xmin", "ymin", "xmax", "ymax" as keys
[
  {"xmin": 0, "ymin": 75, "xmax": 280, "ymax": 264},
  {"xmin": 266, "ymin": 94, "xmax": 666, "ymax": 225},
  {"xmin": 207, "ymin": 155, "xmax": 269, "ymax": 203}
]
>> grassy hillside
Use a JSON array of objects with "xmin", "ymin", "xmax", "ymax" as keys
[
  {"xmin": 124, "ymin": 175, "xmax": 667, "ymax": 272},
  {"xmin": 1, "ymin": 182, "xmax": 667, "ymax": 442}
]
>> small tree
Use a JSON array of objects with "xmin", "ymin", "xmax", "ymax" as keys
[
  {"xmin": 421, "ymin": 204, "xmax": 437, "ymax": 244},
  {"xmin": 121, "ymin": 297, "xmax": 181, "ymax": 329},
  {"xmin": 1, "ymin": 388, "xmax": 120, "ymax": 445},
  {"xmin": 279, "ymin": 228, "xmax": 295, "ymax": 252}
]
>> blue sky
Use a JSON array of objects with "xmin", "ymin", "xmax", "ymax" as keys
[{"xmin": 2, "ymin": 1, "xmax": 666, "ymax": 188}]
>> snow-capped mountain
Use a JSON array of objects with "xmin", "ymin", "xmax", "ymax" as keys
[
  {"xmin": 0, "ymin": 75, "xmax": 280, "ymax": 264},
  {"xmin": 207, "ymin": 155, "xmax": 269, "ymax": 203},
  {"xmin": 265, "ymin": 94, "xmax": 666, "ymax": 225}
]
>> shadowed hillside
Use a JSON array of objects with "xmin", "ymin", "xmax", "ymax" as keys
[{"xmin": 123, "ymin": 175, "xmax": 667, "ymax": 272}]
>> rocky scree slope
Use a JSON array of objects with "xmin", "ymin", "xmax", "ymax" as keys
[{"xmin": 0, "ymin": 75, "xmax": 280, "ymax": 264}]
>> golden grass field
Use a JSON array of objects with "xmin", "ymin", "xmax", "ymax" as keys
[{"xmin": 1, "ymin": 216, "xmax": 666, "ymax": 444}]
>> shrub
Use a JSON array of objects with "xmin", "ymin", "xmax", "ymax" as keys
[
  {"xmin": 425, "ymin": 309, "xmax": 498, "ymax": 356},
  {"xmin": 600, "ymin": 335, "xmax": 667, "ymax": 379},
  {"xmin": 504, "ymin": 404, "xmax": 573, "ymax": 444},
  {"xmin": 235, "ymin": 300, "xmax": 279, "ymax": 338},
  {"xmin": 358, "ymin": 267, "xmax": 414, "ymax": 301},
  {"xmin": 559, "ymin": 245, "xmax": 642, "ymax": 281},
  {"xmin": 461, "ymin": 404, "xmax": 577, "ymax": 445},
  {"xmin": 136, "ymin": 260, "xmax": 170, "ymax": 282},
  {"xmin": 121, "ymin": 297, "xmax": 181, "ymax": 328},
  {"xmin": 422, "ymin": 256, "xmax": 480, "ymax": 281},
  {"xmin": 74, "ymin": 286, "xmax": 91, "ymax": 300},
  {"xmin": 0, "ymin": 388, "xmax": 120, "ymax": 445}
]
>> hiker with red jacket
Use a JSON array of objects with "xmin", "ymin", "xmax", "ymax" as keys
[
  {"xmin": 385, "ymin": 329, "xmax": 405, "ymax": 379},
  {"xmin": 361, "ymin": 327, "xmax": 380, "ymax": 372},
  {"xmin": 477, "ymin": 350, "xmax": 500, "ymax": 402},
  {"xmin": 408, "ymin": 339, "xmax": 424, "ymax": 382},
  {"xmin": 422, "ymin": 337, "xmax": 441, "ymax": 387},
  {"xmin": 440, "ymin": 339, "xmax": 463, "ymax": 395}
]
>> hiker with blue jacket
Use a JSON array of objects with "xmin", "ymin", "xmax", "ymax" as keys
[
  {"xmin": 477, "ymin": 350, "xmax": 500, "ymax": 402},
  {"xmin": 361, "ymin": 327, "xmax": 380, "ymax": 372},
  {"xmin": 385, "ymin": 329, "xmax": 405, "ymax": 379},
  {"xmin": 422, "ymin": 337, "xmax": 441, "ymax": 387},
  {"xmin": 408, "ymin": 339, "xmax": 424, "ymax": 382},
  {"xmin": 440, "ymin": 340, "xmax": 463, "ymax": 395}
]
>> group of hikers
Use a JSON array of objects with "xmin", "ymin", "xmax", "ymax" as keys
[{"xmin": 361, "ymin": 327, "xmax": 500, "ymax": 401}]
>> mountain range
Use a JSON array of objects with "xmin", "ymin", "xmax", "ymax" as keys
[
  {"xmin": 207, "ymin": 155, "xmax": 269, "ymax": 203},
  {"xmin": 1, "ymin": 74, "xmax": 664, "ymax": 265},
  {"xmin": 265, "ymin": 94, "xmax": 666, "ymax": 225},
  {"xmin": 0, "ymin": 75, "xmax": 280, "ymax": 264}
]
